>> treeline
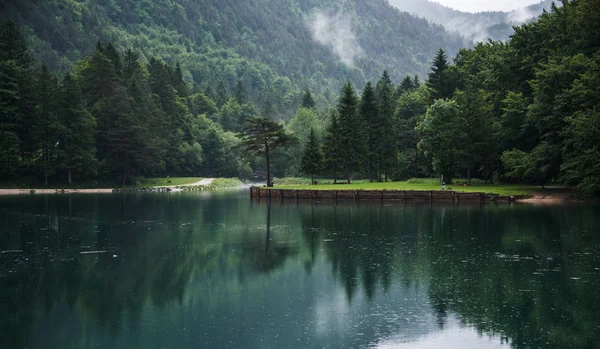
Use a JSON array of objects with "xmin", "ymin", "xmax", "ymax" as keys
[
  {"xmin": 296, "ymin": 0, "xmax": 600, "ymax": 196},
  {"xmin": 0, "ymin": 21, "xmax": 254, "ymax": 186},
  {"xmin": 1, "ymin": 0, "xmax": 467, "ymax": 118}
]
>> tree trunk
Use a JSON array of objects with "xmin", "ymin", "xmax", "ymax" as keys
[
  {"xmin": 68, "ymin": 168, "xmax": 72, "ymax": 185},
  {"xmin": 311, "ymin": 173, "xmax": 314, "ymax": 185},
  {"xmin": 467, "ymin": 166, "xmax": 471, "ymax": 186}
]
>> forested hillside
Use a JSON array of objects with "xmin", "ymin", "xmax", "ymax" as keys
[
  {"xmin": 0, "ymin": 0, "xmax": 466, "ymax": 118},
  {"xmin": 1, "ymin": 0, "xmax": 599, "ymax": 197},
  {"xmin": 389, "ymin": 0, "xmax": 554, "ymax": 42}
]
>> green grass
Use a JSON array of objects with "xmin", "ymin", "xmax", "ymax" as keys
[
  {"xmin": 135, "ymin": 177, "xmax": 203, "ymax": 187},
  {"xmin": 272, "ymin": 178, "xmax": 545, "ymax": 196}
]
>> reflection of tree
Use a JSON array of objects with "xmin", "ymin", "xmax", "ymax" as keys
[
  {"xmin": 423, "ymin": 205, "xmax": 600, "ymax": 349},
  {"xmin": 2, "ymin": 195, "xmax": 600, "ymax": 349},
  {"xmin": 298, "ymin": 203, "xmax": 423, "ymax": 302},
  {"xmin": 0, "ymin": 193, "xmax": 298, "ymax": 348},
  {"xmin": 295, "ymin": 202, "xmax": 600, "ymax": 348}
]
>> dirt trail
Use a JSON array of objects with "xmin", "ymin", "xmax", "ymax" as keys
[{"xmin": 187, "ymin": 178, "xmax": 215, "ymax": 186}]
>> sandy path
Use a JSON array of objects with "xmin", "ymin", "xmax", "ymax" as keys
[{"xmin": 186, "ymin": 178, "xmax": 215, "ymax": 186}]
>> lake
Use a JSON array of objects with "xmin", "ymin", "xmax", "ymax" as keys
[{"xmin": 1, "ymin": 190, "xmax": 599, "ymax": 349}]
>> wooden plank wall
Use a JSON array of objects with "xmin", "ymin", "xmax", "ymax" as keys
[{"xmin": 249, "ymin": 187, "xmax": 514, "ymax": 203}]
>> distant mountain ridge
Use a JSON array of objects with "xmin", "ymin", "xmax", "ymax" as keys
[
  {"xmin": 0, "ymin": 0, "xmax": 468, "ymax": 117},
  {"xmin": 388, "ymin": 0, "xmax": 555, "ymax": 42}
]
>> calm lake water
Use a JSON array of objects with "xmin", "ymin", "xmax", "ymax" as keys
[{"xmin": 1, "ymin": 190, "xmax": 599, "ymax": 349}]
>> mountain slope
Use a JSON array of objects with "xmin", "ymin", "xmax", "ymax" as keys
[
  {"xmin": 388, "ymin": 0, "xmax": 554, "ymax": 42},
  {"xmin": 0, "ymin": 0, "xmax": 467, "ymax": 116}
]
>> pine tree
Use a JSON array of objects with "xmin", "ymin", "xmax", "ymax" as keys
[
  {"xmin": 172, "ymin": 62, "xmax": 189, "ymax": 97},
  {"xmin": 360, "ymin": 82, "xmax": 380, "ymax": 181},
  {"xmin": 413, "ymin": 75, "xmax": 421, "ymax": 88},
  {"xmin": 0, "ymin": 60, "xmax": 21, "ymax": 178},
  {"xmin": 234, "ymin": 79, "xmax": 248, "ymax": 105},
  {"xmin": 300, "ymin": 128, "xmax": 323, "ymax": 184},
  {"xmin": 323, "ymin": 111, "xmax": 344, "ymax": 183},
  {"xmin": 375, "ymin": 70, "xmax": 393, "ymax": 102},
  {"xmin": 427, "ymin": 49, "xmax": 452, "ymax": 101},
  {"xmin": 378, "ymin": 83, "xmax": 397, "ymax": 181},
  {"xmin": 396, "ymin": 75, "xmax": 416, "ymax": 98},
  {"xmin": 32, "ymin": 64, "xmax": 60, "ymax": 185},
  {"xmin": 0, "ymin": 21, "xmax": 35, "ymax": 171},
  {"xmin": 337, "ymin": 82, "xmax": 366, "ymax": 183},
  {"xmin": 301, "ymin": 89, "xmax": 316, "ymax": 109},
  {"xmin": 216, "ymin": 81, "xmax": 228, "ymax": 108},
  {"xmin": 238, "ymin": 117, "xmax": 296, "ymax": 187},
  {"xmin": 57, "ymin": 75, "xmax": 97, "ymax": 184}
]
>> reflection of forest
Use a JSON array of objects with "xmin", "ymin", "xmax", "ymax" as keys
[{"xmin": 0, "ymin": 194, "xmax": 599, "ymax": 349}]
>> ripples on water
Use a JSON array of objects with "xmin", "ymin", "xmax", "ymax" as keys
[{"xmin": 0, "ymin": 191, "xmax": 599, "ymax": 348}]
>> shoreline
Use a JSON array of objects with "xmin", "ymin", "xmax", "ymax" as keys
[{"xmin": 0, "ymin": 188, "xmax": 115, "ymax": 195}]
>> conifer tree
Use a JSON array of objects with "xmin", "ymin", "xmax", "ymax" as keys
[
  {"xmin": 234, "ymin": 80, "xmax": 248, "ymax": 105},
  {"xmin": 323, "ymin": 112, "xmax": 344, "ymax": 183},
  {"xmin": 56, "ymin": 75, "xmax": 97, "ymax": 184},
  {"xmin": 301, "ymin": 89, "xmax": 316, "ymax": 109},
  {"xmin": 427, "ymin": 49, "xmax": 452, "ymax": 101},
  {"xmin": 238, "ymin": 117, "xmax": 296, "ymax": 187},
  {"xmin": 216, "ymin": 81, "xmax": 228, "ymax": 108},
  {"xmin": 33, "ymin": 64, "xmax": 60, "ymax": 185},
  {"xmin": 378, "ymin": 82, "xmax": 398, "ymax": 181},
  {"xmin": 396, "ymin": 75, "xmax": 415, "ymax": 98},
  {"xmin": 337, "ymin": 82, "xmax": 366, "ymax": 183},
  {"xmin": 360, "ymin": 82, "xmax": 380, "ymax": 181},
  {"xmin": 300, "ymin": 128, "xmax": 323, "ymax": 184}
]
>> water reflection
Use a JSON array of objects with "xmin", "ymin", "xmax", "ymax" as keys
[{"xmin": 0, "ymin": 192, "xmax": 599, "ymax": 348}]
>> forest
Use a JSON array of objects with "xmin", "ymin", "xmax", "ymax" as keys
[
  {"xmin": 0, "ymin": 0, "xmax": 466, "ymax": 118},
  {"xmin": 1, "ymin": 0, "xmax": 599, "ymax": 196}
]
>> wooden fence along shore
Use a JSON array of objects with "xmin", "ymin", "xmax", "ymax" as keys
[{"xmin": 249, "ymin": 187, "xmax": 516, "ymax": 203}]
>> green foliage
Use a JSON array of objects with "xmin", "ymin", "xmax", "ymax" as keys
[
  {"xmin": 0, "ymin": 0, "xmax": 467, "ymax": 119},
  {"xmin": 417, "ymin": 99, "xmax": 466, "ymax": 182},
  {"xmin": 300, "ymin": 128, "xmax": 323, "ymax": 183},
  {"xmin": 238, "ymin": 117, "xmax": 297, "ymax": 187}
]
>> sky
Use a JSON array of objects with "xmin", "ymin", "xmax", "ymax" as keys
[{"xmin": 432, "ymin": 0, "xmax": 542, "ymax": 12}]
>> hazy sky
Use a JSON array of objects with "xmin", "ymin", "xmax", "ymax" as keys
[{"xmin": 433, "ymin": 0, "xmax": 542, "ymax": 12}]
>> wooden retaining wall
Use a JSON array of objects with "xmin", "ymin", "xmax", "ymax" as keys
[{"xmin": 249, "ymin": 187, "xmax": 514, "ymax": 203}]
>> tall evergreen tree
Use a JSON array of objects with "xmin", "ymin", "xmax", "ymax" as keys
[
  {"xmin": 57, "ymin": 75, "xmax": 97, "ymax": 184},
  {"xmin": 32, "ymin": 64, "xmax": 59, "ymax": 185},
  {"xmin": 323, "ymin": 111, "xmax": 344, "ymax": 183},
  {"xmin": 300, "ymin": 128, "xmax": 323, "ymax": 184},
  {"xmin": 427, "ymin": 49, "xmax": 452, "ymax": 101},
  {"xmin": 215, "ymin": 81, "xmax": 228, "ymax": 108},
  {"xmin": 337, "ymin": 82, "xmax": 366, "ymax": 183},
  {"xmin": 234, "ymin": 79, "xmax": 248, "ymax": 105},
  {"xmin": 396, "ymin": 75, "xmax": 415, "ymax": 98},
  {"xmin": 0, "ymin": 60, "xmax": 21, "ymax": 178},
  {"xmin": 378, "ymin": 81, "xmax": 398, "ymax": 181},
  {"xmin": 301, "ymin": 89, "xmax": 316, "ymax": 109},
  {"xmin": 360, "ymin": 82, "xmax": 380, "ymax": 181}
]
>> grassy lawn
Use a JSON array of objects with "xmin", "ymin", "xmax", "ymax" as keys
[
  {"xmin": 272, "ymin": 178, "xmax": 545, "ymax": 196},
  {"xmin": 135, "ymin": 177, "xmax": 203, "ymax": 187}
]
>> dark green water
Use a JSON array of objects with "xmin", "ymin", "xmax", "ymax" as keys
[{"xmin": 1, "ymin": 191, "xmax": 599, "ymax": 349}]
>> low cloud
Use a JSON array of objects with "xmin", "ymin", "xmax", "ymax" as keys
[{"xmin": 307, "ymin": 10, "xmax": 363, "ymax": 66}]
